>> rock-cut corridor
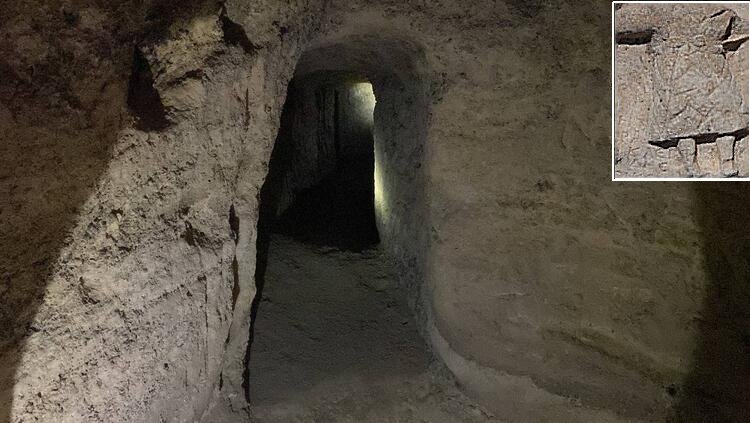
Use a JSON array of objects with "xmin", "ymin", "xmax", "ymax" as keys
[
  {"xmin": 1, "ymin": 1, "xmax": 749, "ymax": 422},
  {"xmin": 236, "ymin": 87, "xmax": 494, "ymax": 419}
]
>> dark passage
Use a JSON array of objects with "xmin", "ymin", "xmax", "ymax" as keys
[
  {"xmin": 273, "ymin": 147, "xmax": 380, "ymax": 251},
  {"xmin": 257, "ymin": 72, "xmax": 380, "ymax": 253},
  {"xmin": 244, "ymin": 73, "xmax": 494, "ymax": 422}
]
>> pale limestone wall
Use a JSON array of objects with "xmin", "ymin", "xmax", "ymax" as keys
[{"xmin": 0, "ymin": 2, "xmax": 318, "ymax": 421}]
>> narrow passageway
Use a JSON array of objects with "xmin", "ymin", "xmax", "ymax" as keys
[
  {"xmin": 247, "ymin": 225, "xmax": 495, "ymax": 422},
  {"xmin": 245, "ymin": 74, "xmax": 496, "ymax": 422},
  {"xmin": 273, "ymin": 150, "xmax": 379, "ymax": 252}
]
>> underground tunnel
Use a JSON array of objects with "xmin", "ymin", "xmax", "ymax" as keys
[
  {"xmin": 244, "ymin": 71, "xmax": 439, "ymax": 419},
  {"xmin": 240, "ymin": 39, "xmax": 471, "ymax": 419},
  {"xmin": 2, "ymin": 2, "xmax": 750, "ymax": 423}
]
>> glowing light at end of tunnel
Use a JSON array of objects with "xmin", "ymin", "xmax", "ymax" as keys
[
  {"xmin": 362, "ymin": 82, "xmax": 386, "ymax": 222},
  {"xmin": 357, "ymin": 82, "xmax": 384, "ymax": 218},
  {"xmin": 353, "ymin": 82, "xmax": 376, "ymax": 128},
  {"xmin": 374, "ymin": 151, "xmax": 385, "ymax": 216}
]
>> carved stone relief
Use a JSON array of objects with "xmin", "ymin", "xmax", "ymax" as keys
[{"xmin": 614, "ymin": 3, "xmax": 749, "ymax": 178}]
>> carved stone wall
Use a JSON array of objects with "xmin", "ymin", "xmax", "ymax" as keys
[
  {"xmin": 3, "ymin": 1, "xmax": 750, "ymax": 422},
  {"xmin": 615, "ymin": 3, "xmax": 749, "ymax": 178}
]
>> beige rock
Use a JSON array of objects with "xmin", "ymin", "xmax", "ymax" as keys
[
  {"xmin": 615, "ymin": 3, "xmax": 749, "ymax": 178},
  {"xmin": 1, "ymin": 1, "xmax": 748, "ymax": 423}
]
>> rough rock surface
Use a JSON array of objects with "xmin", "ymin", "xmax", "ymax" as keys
[
  {"xmin": 1, "ymin": 1, "xmax": 749, "ymax": 422},
  {"xmin": 245, "ymin": 235, "xmax": 496, "ymax": 423},
  {"xmin": 615, "ymin": 3, "xmax": 750, "ymax": 178}
]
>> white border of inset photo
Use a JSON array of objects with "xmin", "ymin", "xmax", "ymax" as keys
[{"xmin": 612, "ymin": 0, "xmax": 750, "ymax": 181}]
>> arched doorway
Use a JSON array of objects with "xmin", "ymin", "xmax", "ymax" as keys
[{"xmin": 242, "ymin": 35, "xmax": 487, "ymax": 421}]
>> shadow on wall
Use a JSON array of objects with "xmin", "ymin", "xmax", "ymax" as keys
[
  {"xmin": 243, "ymin": 115, "xmax": 281, "ymax": 403},
  {"xmin": 0, "ymin": 111, "xmax": 122, "ymax": 423},
  {"xmin": 245, "ymin": 75, "xmax": 325, "ymax": 399},
  {"xmin": 677, "ymin": 182, "xmax": 750, "ymax": 421},
  {"xmin": 0, "ymin": 2, "xmax": 214, "ymax": 420}
]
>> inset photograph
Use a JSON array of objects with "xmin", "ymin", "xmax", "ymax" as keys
[{"xmin": 613, "ymin": 2, "xmax": 750, "ymax": 179}]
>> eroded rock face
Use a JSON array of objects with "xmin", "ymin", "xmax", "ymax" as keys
[
  {"xmin": 615, "ymin": 3, "xmax": 749, "ymax": 177},
  {"xmin": 1, "ymin": 1, "xmax": 749, "ymax": 422},
  {"xmin": 0, "ymin": 1, "xmax": 314, "ymax": 421}
]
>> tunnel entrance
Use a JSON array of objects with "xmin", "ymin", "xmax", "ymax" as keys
[
  {"xmin": 267, "ymin": 73, "xmax": 380, "ymax": 252},
  {"xmin": 244, "ymin": 70, "xmax": 487, "ymax": 421}
]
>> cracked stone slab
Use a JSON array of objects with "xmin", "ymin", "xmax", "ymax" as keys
[{"xmin": 614, "ymin": 3, "xmax": 750, "ymax": 178}]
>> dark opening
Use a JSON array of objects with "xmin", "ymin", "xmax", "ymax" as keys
[
  {"xmin": 246, "ymin": 73, "xmax": 382, "ymax": 402},
  {"xmin": 257, "ymin": 72, "xmax": 380, "ymax": 253},
  {"xmin": 126, "ymin": 48, "xmax": 169, "ymax": 131},
  {"xmin": 220, "ymin": 12, "xmax": 257, "ymax": 53},
  {"xmin": 615, "ymin": 29, "xmax": 655, "ymax": 45},
  {"xmin": 243, "ymin": 72, "xmax": 437, "ymax": 418}
]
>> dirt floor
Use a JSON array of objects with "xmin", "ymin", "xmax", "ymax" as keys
[{"xmin": 245, "ymin": 234, "xmax": 498, "ymax": 423}]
